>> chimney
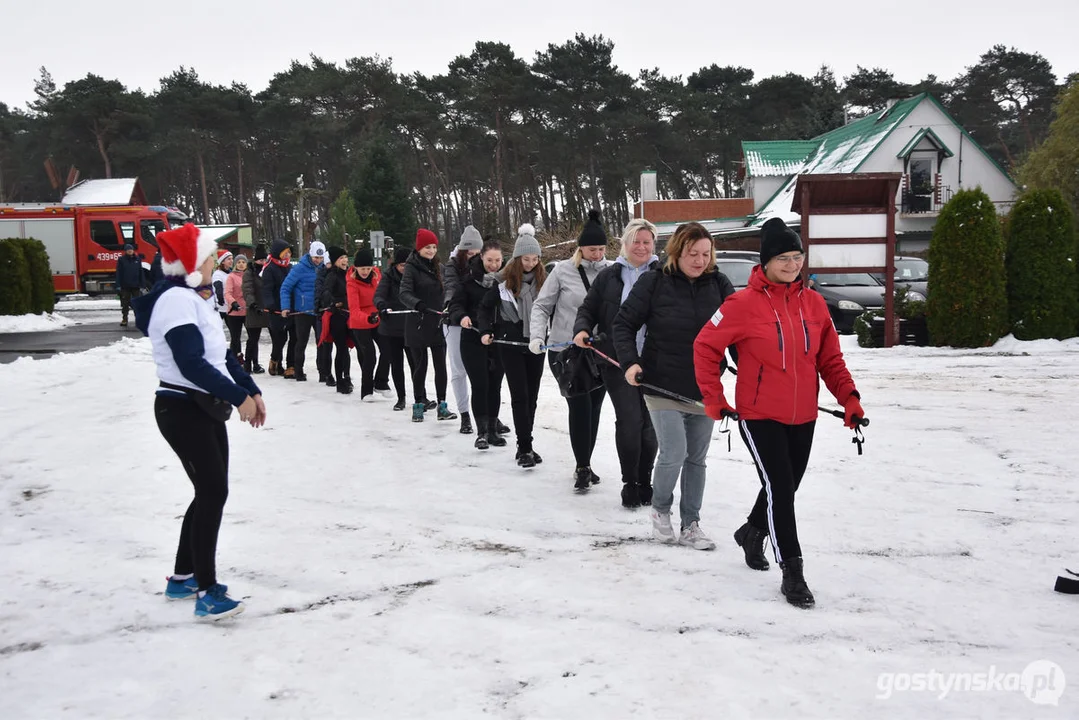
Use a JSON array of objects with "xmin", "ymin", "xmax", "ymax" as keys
[{"xmin": 640, "ymin": 171, "xmax": 657, "ymax": 202}]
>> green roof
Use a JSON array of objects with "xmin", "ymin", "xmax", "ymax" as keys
[
  {"xmin": 897, "ymin": 127, "xmax": 955, "ymax": 159},
  {"xmin": 742, "ymin": 141, "xmax": 820, "ymax": 177}
]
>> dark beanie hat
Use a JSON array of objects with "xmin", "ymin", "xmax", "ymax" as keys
[
  {"xmin": 270, "ymin": 238, "xmax": 291, "ymax": 260},
  {"xmin": 393, "ymin": 246, "xmax": 411, "ymax": 265},
  {"xmin": 253, "ymin": 244, "xmax": 268, "ymax": 261},
  {"xmin": 578, "ymin": 209, "xmax": 607, "ymax": 247},
  {"xmin": 353, "ymin": 248, "xmax": 375, "ymax": 267},
  {"xmin": 327, "ymin": 246, "xmax": 346, "ymax": 265},
  {"xmin": 759, "ymin": 218, "xmax": 803, "ymax": 268}
]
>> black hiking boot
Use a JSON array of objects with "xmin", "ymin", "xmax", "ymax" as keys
[
  {"xmin": 734, "ymin": 522, "xmax": 771, "ymax": 571},
  {"xmin": 621, "ymin": 482, "xmax": 641, "ymax": 508},
  {"xmin": 459, "ymin": 411, "xmax": 473, "ymax": 434},
  {"xmin": 780, "ymin": 558, "xmax": 815, "ymax": 608},
  {"xmin": 495, "ymin": 419, "xmax": 511, "ymax": 434},
  {"xmin": 574, "ymin": 467, "xmax": 592, "ymax": 493}
]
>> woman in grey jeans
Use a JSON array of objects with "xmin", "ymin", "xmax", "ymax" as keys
[{"xmin": 612, "ymin": 222, "xmax": 735, "ymax": 550}]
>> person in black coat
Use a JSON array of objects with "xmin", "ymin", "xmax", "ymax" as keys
[
  {"xmin": 320, "ymin": 246, "xmax": 352, "ymax": 393},
  {"xmin": 314, "ymin": 256, "xmax": 334, "ymax": 384},
  {"xmin": 573, "ymin": 218, "xmax": 662, "ymax": 508},
  {"xmin": 477, "ymin": 225, "xmax": 548, "ymax": 468},
  {"xmin": 448, "ymin": 241, "xmax": 507, "ymax": 450},
  {"xmin": 115, "ymin": 243, "xmax": 144, "ymax": 327},
  {"xmin": 373, "ymin": 246, "xmax": 417, "ymax": 411},
  {"xmin": 399, "ymin": 229, "xmax": 457, "ymax": 423},
  {"xmin": 261, "ymin": 239, "xmax": 295, "ymax": 377},
  {"xmin": 241, "ymin": 245, "xmax": 268, "ymax": 373},
  {"xmin": 612, "ymin": 222, "xmax": 736, "ymax": 551}
]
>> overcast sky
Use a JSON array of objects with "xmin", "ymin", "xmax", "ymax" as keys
[{"xmin": 2, "ymin": 0, "xmax": 1076, "ymax": 108}]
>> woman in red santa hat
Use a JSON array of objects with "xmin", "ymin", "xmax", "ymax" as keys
[{"xmin": 131, "ymin": 223, "xmax": 267, "ymax": 620}]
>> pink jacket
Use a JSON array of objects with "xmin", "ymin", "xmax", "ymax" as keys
[{"xmin": 225, "ymin": 271, "xmax": 246, "ymax": 316}]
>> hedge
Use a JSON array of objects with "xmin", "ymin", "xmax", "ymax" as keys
[
  {"xmin": 0, "ymin": 237, "xmax": 54, "ymax": 315},
  {"xmin": 926, "ymin": 188, "xmax": 1009, "ymax": 347},
  {"xmin": 1005, "ymin": 188, "xmax": 1078, "ymax": 340},
  {"xmin": 0, "ymin": 239, "xmax": 32, "ymax": 316}
]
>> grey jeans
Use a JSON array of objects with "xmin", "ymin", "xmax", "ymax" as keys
[{"xmin": 649, "ymin": 409, "xmax": 715, "ymax": 527}]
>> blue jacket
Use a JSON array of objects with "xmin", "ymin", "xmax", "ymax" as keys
[{"xmin": 280, "ymin": 254, "xmax": 319, "ymax": 313}]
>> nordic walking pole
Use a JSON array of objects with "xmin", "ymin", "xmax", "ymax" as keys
[
  {"xmin": 586, "ymin": 337, "xmax": 738, "ymax": 420},
  {"xmin": 817, "ymin": 405, "xmax": 870, "ymax": 428},
  {"xmin": 463, "ymin": 326, "xmax": 572, "ymax": 351}
]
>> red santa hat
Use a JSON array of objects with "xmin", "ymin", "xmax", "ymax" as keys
[
  {"xmin": 216, "ymin": 249, "xmax": 233, "ymax": 265},
  {"xmin": 158, "ymin": 224, "xmax": 220, "ymax": 288}
]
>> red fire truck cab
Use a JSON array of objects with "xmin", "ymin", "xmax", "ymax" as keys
[{"xmin": 0, "ymin": 204, "xmax": 186, "ymax": 294}]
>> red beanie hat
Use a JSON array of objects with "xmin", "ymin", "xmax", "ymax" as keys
[{"xmin": 415, "ymin": 228, "xmax": 438, "ymax": 251}]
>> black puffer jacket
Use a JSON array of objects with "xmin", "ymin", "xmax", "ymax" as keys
[
  {"xmin": 260, "ymin": 239, "xmax": 292, "ymax": 312},
  {"xmin": 242, "ymin": 263, "xmax": 269, "ymax": 329},
  {"xmin": 322, "ymin": 266, "xmax": 348, "ymax": 311},
  {"xmin": 399, "ymin": 252, "xmax": 446, "ymax": 348},
  {"xmin": 574, "ymin": 259, "xmax": 661, "ymax": 359},
  {"xmin": 441, "ymin": 256, "xmax": 469, "ymax": 326},
  {"xmin": 373, "ymin": 263, "xmax": 408, "ymax": 337},
  {"xmin": 448, "ymin": 255, "xmax": 498, "ymax": 347},
  {"xmin": 612, "ymin": 268, "xmax": 736, "ymax": 402}
]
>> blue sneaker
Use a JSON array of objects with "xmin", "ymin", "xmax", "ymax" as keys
[
  {"xmin": 165, "ymin": 575, "xmax": 198, "ymax": 600},
  {"xmin": 194, "ymin": 583, "xmax": 244, "ymax": 620},
  {"xmin": 165, "ymin": 576, "xmax": 227, "ymax": 600}
]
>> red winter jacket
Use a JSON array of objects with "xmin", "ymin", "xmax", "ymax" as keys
[
  {"xmin": 347, "ymin": 267, "xmax": 382, "ymax": 330},
  {"xmin": 694, "ymin": 265, "xmax": 857, "ymax": 425}
]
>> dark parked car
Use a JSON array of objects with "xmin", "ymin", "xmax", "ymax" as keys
[
  {"xmin": 716, "ymin": 250, "xmax": 761, "ymax": 262},
  {"xmin": 873, "ymin": 256, "xmax": 929, "ymax": 298},
  {"xmin": 811, "ymin": 272, "xmax": 889, "ymax": 334},
  {"xmin": 715, "ymin": 258, "xmax": 755, "ymax": 290}
]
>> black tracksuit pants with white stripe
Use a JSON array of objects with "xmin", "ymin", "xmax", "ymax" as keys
[{"xmin": 739, "ymin": 419, "xmax": 815, "ymax": 564}]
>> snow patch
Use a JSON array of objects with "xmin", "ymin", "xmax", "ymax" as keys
[{"xmin": 0, "ymin": 312, "xmax": 75, "ymax": 334}]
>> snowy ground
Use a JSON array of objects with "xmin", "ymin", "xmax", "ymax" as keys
[
  {"xmin": 1, "ymin": 333, "xmax": 1077, "ymax": 719},
  {"xmin": 0, "ymin": 297, "xmax": 123, "ymax": 333}
]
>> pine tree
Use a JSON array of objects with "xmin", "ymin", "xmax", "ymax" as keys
[
  {"xmin": 1005, "ymin": 189, "xmax": 1078, "ymax": 339},
  {"xmin": 926, "ymin": 188, "xmax": 1009, "ymax": 347},
  {"xmin": 1019, "ymin": 82, "xmax": 1079, "ymax": 217},
  {"xmin": 0, "ymin": 239, "xmax": 31, "ymax": 315},
  {"xmin": 351, "ymin": 140, "xmax": 417, "ymax": 248},
  {"xmin": 325, "ymin": 189, "xmax": 375, "ymax": 255}
]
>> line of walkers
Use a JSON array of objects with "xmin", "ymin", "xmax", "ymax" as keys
[{"xmin": 215, "ymin": 215, "xmax": 865, "ymax": 609}]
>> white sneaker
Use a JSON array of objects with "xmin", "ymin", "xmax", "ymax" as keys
[
  {"xmin": 376, "ymin": 387, "xmax": 394, "ymax": 399},
  {"xmin": 651, "ymin": 509, "xmax": 676, "ymax": 543},
  {"xmin": 679, "ymin": 522, "xmax": 716, "ymax": 551}
]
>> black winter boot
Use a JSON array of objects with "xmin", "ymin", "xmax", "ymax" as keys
[
  {"xmin": 487, "ymin": 427, "xmax": 507, "ymax": 447},
  {"xmin": 495, "ymin": 419, "xmax": 511, "ymax": 434},
  {"xmin": 638, "ymin": 483, "xmax": 653, "ymax": 506},
  {"xmin": 474, "ymin": 419, "xmax": 489, "ymax": 450},
  {"xmin": 620, "ymin": 482, "xmax": 641, "ymax": 508},
  {"xmin": 734, "ymin": 522, "xmax": 771, "ymax": 571},
  {"xmin": 779, "ymin": 558, "xmax": 815, "ymax": 608},
  {"xmin": 460, "ymin": 412, "xmax": 473, "ymax": 435},
  {"xmin": 573, "ymin": 467, "xmax": 592, "ymax": 493}
]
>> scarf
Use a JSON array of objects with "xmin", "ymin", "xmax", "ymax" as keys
[{"xmin": 517, "ymin": 271, "xmax": 537, "ymax": 338}]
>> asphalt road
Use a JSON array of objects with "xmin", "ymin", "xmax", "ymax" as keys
[{"xmin": 0, "ymin": 321, "xmax": 137, "ymax": 364}]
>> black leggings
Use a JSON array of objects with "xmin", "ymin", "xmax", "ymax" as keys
[
  {"xmin": 373, "ymin": 331, "xmax": 391, "ymax": 390},
  {"xmin": 351, "ymin": 328, "xmax": 379, "ymax": 394},
  {"xmin": 326, "ymin": 313, "xmax": 351, "ymax": 382},
  {"xmin": 268, "ymin": 315, "xmax": 295, "ymax": 367},
  {"xmin": 224, "ymin": 315, "xmax": 245, "ymax": 357},
  {"xmin": 740, "ymin": 419, "xmax": 816, "ymax": 564},
  {"xmin": 460, "ymin": 339, "xmax": 503, "ymax": 429},
  {"xmin": 383, "ymin": 335, "xmax": 414, "ymax": 402},
  {"xmin": 243, "ymin": 326, "xmax": 262, "ymax": 367},
  {"xmin": 155, "ymin": 394, "xmax": 230, "ymax": 592},
  {"xmin": 601, "ymin": 365, "xmax": 657, "ymax": 487},
  {"xmin": 409, "ymin": 344, "xmax": 448, "ymax": 404},
  {"xmin": 292, "ymin": 314, "xmax": 316, "ymax": 374},
  {"xmin": 549, "ymin": 353, "xmax": 606, "ymax": 467},
  {"xmin": 500, "ymin": 347, "xmax": 544, "ymax": 453}
]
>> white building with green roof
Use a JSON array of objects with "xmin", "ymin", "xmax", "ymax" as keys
[{"xmin": 741, "ymin": 94, "xmax": 1017, "ymax": 252}]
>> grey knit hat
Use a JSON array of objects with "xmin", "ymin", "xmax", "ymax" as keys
[
  {"xmin": 458, "ymin": 225, "xmax": 483, "ymax": 253},
  {"xmin": 513, "ymin": 223, "xmax": 542, "ymax": 259}
]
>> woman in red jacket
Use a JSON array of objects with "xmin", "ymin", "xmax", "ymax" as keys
[
  {"xmin": 346, "ymin": 248, "xmax": 384, "ymax": 400},
  {"xmin": 693, "ymin": 218, "xmax": 865, "ymax": 608}
]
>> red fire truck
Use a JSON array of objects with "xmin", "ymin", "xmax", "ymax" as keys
[{"xmin": 0, "ymin": 204, "xmax": 186, "ymax": 294}]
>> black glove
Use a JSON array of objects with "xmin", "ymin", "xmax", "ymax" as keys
[
  {"xmin": 414, "ymin": 301, "xmax": 427, "ymax": 313},
  {"xmin": 367, "ymin": 312, "xmax": 379, "ymax": 324},
  {"xmin": 230, "ymin": 301, "xmax": 241, "ymax": 312}
]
